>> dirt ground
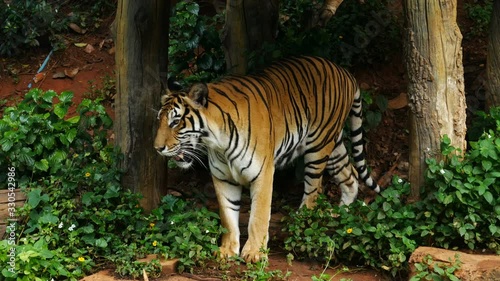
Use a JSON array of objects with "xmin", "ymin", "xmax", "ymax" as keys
[{"xmin": 0, "ymin": 0, "xmax": 489, "ymax": 280}]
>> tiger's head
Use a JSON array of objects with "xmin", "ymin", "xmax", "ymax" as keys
[{"xmin": 154, "ymin": 83, "xmax": 209, "ymax": 169}]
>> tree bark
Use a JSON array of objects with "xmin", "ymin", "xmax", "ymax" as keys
[
  {"xmin": 221, "ymin": 0, "xmax": 279, "ymax": 75},
  {"xmin": 222, "ymin": 0, "xmax": 248, "ymax": 74},
  {"xmin": 486, "ymin": 0, "xmax": 500, "ymax": 108},
  {"xmin": 115, "ymin": 0, "xmax": 169, "ymax": 211},
  {"xmin": 403, "ymin": 0, "xmax": 467, "ymax": 201}
]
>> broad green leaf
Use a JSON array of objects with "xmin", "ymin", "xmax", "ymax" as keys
[
  {"xmin": 48, "ymin": 150, "xmax": 67, "ymax": 166},
  {"xmin": 54, "ymin": 104, "xmax": 68, "ymax": 119},
  {"xmin": 1, "ymin": 139, "xmax": 13, "ymax": 152},
  {"xmin": 42, "ymin": 90, "xmax": 56, "ymax": 103},
  {"xmin": 18, "ymin": 151, "xmax": 35, "ymax": 166},
  {"xmin": 95, "ymin": 238, "xmax": 108, "ymax": 248},
  {"xmin": 59, "ymin": 91, "xmax": 74, "ymax": 104},
  {"xmin": 39, "ymin": 212, "xmax": 58, "ymax": 224},
  {"xmin": 304, "ymin": 228, "xmax": 314, "ymax": 236},
  {"xmin": 489, "ymin": 224, "xmax": 498, "ymax": 235},
  {"xmin": 34, "ymin": 159, "xmax": 49, "ymax": 171},
  {"xmin": 66, "ymin": 115, "xmax": 80, "ymax": 124},
  {"xmin": 483, "ymin": 191, "xmax": 493, "ymax": 204},
  {"xmin": 40, "ymin": 134, "xmax": 55, "ymax": 149},
  {"xmin": 19, "ymin": 250, "xmax": 40, "ymax": 261},
  {"xmin": 482, "ymin": 160, "xmax": 492, "ymax": 172},
  {"xmin": 66, "ymin": 128, "xmax": 77, "ymax": 143}
]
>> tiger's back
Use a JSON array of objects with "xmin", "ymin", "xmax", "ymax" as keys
[{"xmin": 207, "ymin": 57, "xmax": 357, "ymax": 168}]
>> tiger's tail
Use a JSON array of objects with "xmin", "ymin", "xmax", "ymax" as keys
[{"xmin": 350, "ymin": 88, "xmax": 381, "ymax": 193}]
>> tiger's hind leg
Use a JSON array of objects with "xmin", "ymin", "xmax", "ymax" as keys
[
  {"xmin": 326, "ymin": 132, "xmax": 359, "ymax": 205},
  {"xmin": 299, "ymin": 143, "xmax": 336, "ymax": 209}
]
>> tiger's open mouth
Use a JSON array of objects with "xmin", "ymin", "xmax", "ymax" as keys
[{"xmin": 172, "ymin": 151, "xmax": 194, "ymax": 169}]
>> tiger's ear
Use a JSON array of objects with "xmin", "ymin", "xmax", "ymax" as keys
[
  {"xmin": 188, "ymin": 83, "xmax": 208, "ymax": 108},
  {"xmin": 161, "ymin": 90, "xmax": 170, "ymax": 105}
]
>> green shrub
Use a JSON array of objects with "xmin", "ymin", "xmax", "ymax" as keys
[
  {"xmin": 283, "ymin": 107, "xmax": 500, "ymax": 277},
  {"xmin": 168, "ymin": 1, "xmax": 226, "ymax": 84},
  {"xmin": 0, "ymin": 89, "xmax": 223, "ymax": 280},
  {"xmin": 423, "ymin": 132, "xmax": 500, "ymax": 252},
  {"xmin": 0, "ymin": 89, "xmax": 113, "ymax": 188},
  {"xmin": 0, "ymin": 0, "xmax": 67, "ymax": 56},
  {"xmin": 464, "ymin": 0, "xmax": 494, "ymax": 36},
  {"xmin": 283, "ymin": 178, "xmax": 420, "ymax": 277}
]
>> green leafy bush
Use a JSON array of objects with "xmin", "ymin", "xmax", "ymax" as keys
[
  {"xmin": 0, "ymin": 0, "xmax": 67, "ymax": 56},
  {"xmin": 0, "ymin": 89, "xmax": 113, "ymax": 187},
  {"xmin": 283, "ymin": 107, "xmax": 500, "ymax": 277},
  {"xmin": 0, "ymin": 89, "xmax": 223, "ymax": 280},
  {"xmin": 147, "ymin": 195, "xmax": 224, "ymax": 273},
  {"xmin": 464, "ymin": 0, "xmax": 494, "ymax": 36},
  {"xmin": 283, "ymin": 178, "xmax": 420, "ymax": 277},
  {"xmin": 168, "ymin": 1, "xmax": 226, "ymax": 84},
  {"xmin": 423, "ymin": 132, "xmax": 500, "ymax": 252}
]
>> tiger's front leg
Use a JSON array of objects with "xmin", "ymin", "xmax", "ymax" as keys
[
  {"xmin": 212, "ymin": 177, "xmax": 243, "ymax": 259},
  {"xmin": 241, "ymin": 164, "xmax": 275, "ymax": 263}
]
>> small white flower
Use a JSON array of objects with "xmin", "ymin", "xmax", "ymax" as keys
[
  {"xmin": 397, "ymin": 178, "xmax": 403, "ymax": 184},
  {"xmin": 361, "ymin": 202, "xmax": 367, "ymax": 207},
  {"xmin": 68, "ymin": 224, "xmax": 76, "ymax": 231},
  {"xmin": 170, "ymin": 221, "xmax": 174, "ymax": 225},
  {"xmin": 440, "ymin": 169, "xmax": 446, "ymax": 175},
  {"xmin": 488, "ymin": 134, "xmax": 492, "ymax": 139},
  {"xmin": 58, "ymin": 222, "xmax": 64, "ymax": 229},
  {"xmin": 205, "ymin": 230, "xmax": 209, "ymax": 234}
]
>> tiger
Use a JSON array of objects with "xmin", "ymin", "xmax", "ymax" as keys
[{"xmin": 154, "ymin": 56, "xmax": 381, "ymax": 263}]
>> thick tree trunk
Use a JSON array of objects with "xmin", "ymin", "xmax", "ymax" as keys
[
  {"xmin": 486, "ymin": 0, "xmax": 500, "ymax": 108},
  {"xmin": 221, "ymin": 0, "xmax": 278, "ymax": 74},
  {"xmin": 403, "ymin": 0, "xmax": 467, "ymax": 201},
  {"xmin": 115, "ymin": 0, "xmax": 169, "ymax": 211}
]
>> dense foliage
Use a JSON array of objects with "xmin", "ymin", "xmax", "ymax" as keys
[
  {"xmin": 283, "ymin": 106, "xmax": 500, "ymax": 278},
  {"xmin": 0, "ymin": 89, "xmax": 223, "ymax": 280}
]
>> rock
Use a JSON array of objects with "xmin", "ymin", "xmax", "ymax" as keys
[
  {"xmin": 84, "ymin": 44, "xmax": 95, "ymax": 54},
  {"xmin": 409, "ymin": 247, "xmax": 500, "ymax": 281}
]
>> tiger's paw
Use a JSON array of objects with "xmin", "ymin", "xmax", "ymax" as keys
[
  {"xmin": 241, "ymin": 242, "xmax": 267, "ymax": 263},
  {"xmin": 217, "ymin": 243, "xmax": 239, "ymax": 261}
]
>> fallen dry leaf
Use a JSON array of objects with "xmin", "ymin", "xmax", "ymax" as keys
[
  {"xmin": 108, "ymin": 46, "xmax": 115, "ymax": 55},
  {"xmin": 64, "ymin": 67, "xmax": 79, "ymax": 78},
  {"xmin": 74, "ymin": 43, "xmax": 87, "ymax": 48},
  {"xmin": 33, "ymin": 72, "xmax": 46, "ymax": 83}
]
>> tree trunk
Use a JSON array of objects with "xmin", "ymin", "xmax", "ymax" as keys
[
  {"xmin": 486, "ymin": 0, "xmax": 500, "ymax": 108},
  {"xmin": 221, "ymin": 0, "xmax": 279, "ymax": 74},
  {"xmin": 403, "ymin": 0, "xmax": 467, "ymax": 201},
  {"xmin": 222, "ymin": 0, "xmax": 248, "ymax": 74},
  {"xmin": 115, "ymin": 0, "xmax": 169, "ymax": 211}
]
